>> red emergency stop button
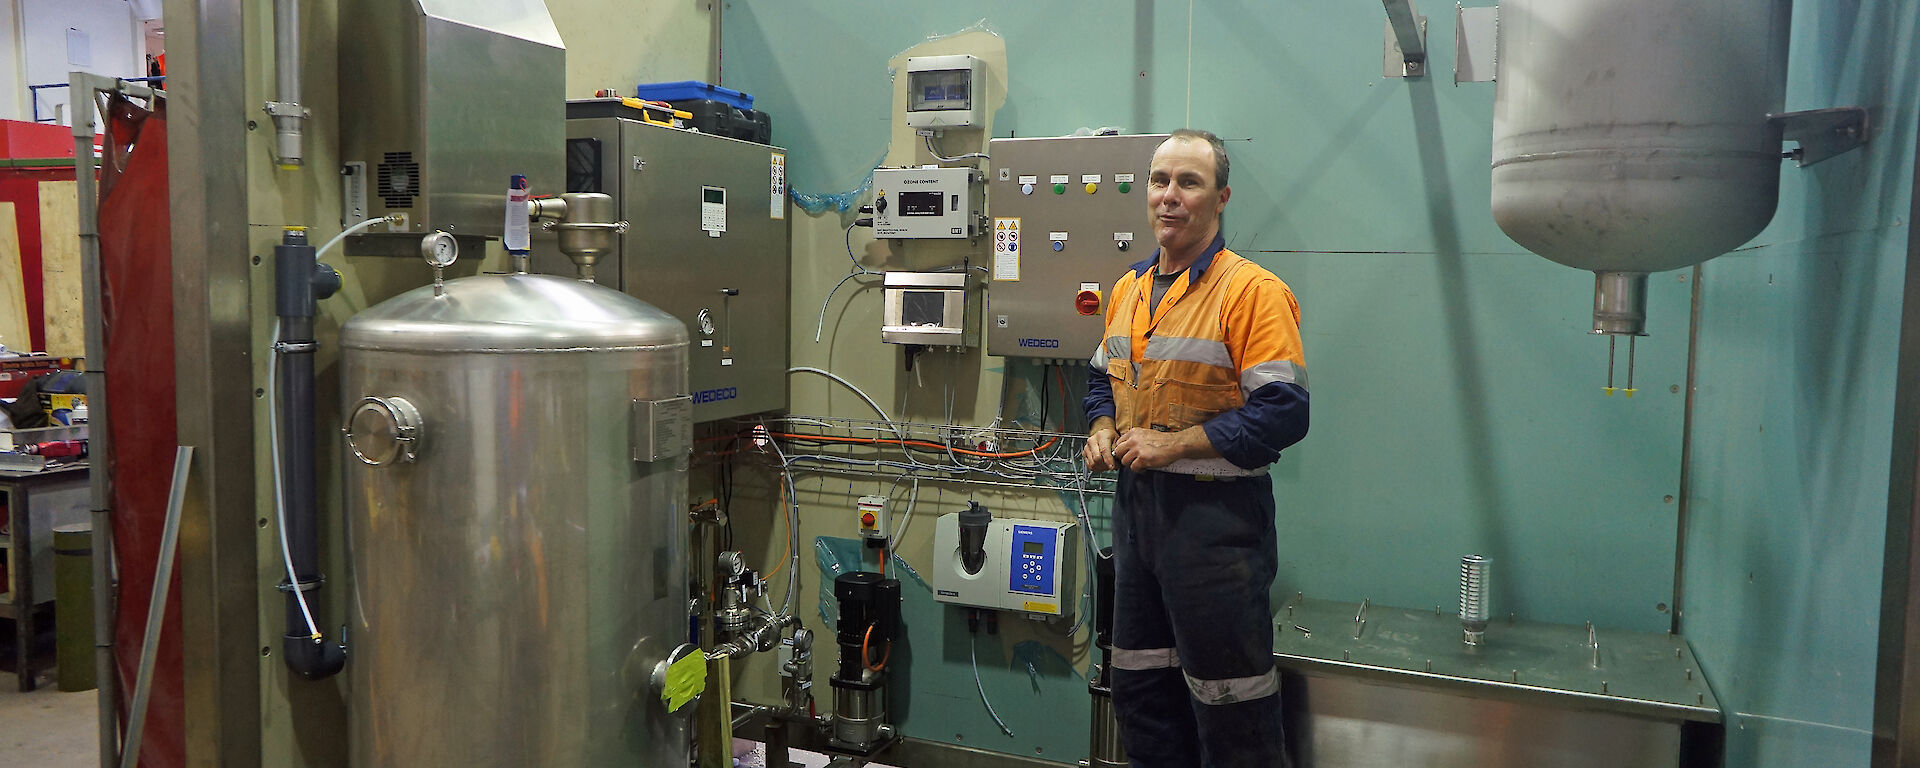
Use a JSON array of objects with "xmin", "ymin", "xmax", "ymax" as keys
[
  {"xmin": 1075, "ymin": 289, "xmax": 1102, "ymax": 316},
  {"xmin": 861, "ymin": 511, "xmax": 877, "ymax": 528}
]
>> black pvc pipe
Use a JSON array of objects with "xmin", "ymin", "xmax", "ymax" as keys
[{"xmin": 274, "ymin": 229, "xmax": 345, "ymax": 679}]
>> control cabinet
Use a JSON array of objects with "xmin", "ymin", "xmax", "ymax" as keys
[
  {"xmin": 985, "ymin": 134, "xmax": 1169, "ymax": 360},
  {"xmin": 931, "ymin": 514, "xmax": 1081, "ymax": 620},
  {"xmin": 546, "ymin": 102, "xmax": 792, "ymax": 422},
  {"xmin": 872, "ymin": 166, "xmax": 985, "ymax": 239}
]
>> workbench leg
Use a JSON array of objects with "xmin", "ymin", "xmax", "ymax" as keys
[{"xmin": 13, "ymin": 484, "xmax": 35, "ymax": 692}]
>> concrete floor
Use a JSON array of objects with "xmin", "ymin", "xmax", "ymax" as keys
[{"xmin": 0, "ymin": 671, "xmax": 100, "ymax": 767}]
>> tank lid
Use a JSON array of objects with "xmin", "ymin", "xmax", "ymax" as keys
[{"xmin": 341, "ymin": 273, "xmax": 688, "ymax": 352}]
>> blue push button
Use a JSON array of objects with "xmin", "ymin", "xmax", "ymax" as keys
[
  {"xmin": 1021, "ymin": 183, "xmax": 1034, "ymax": 195},
  {"xmin": 1051, "ymin": 240, "xmax": 1064, "ymax": 252}
]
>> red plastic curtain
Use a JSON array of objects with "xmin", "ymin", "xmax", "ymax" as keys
[{"xmin": 98, "ymin": 93, "xmax": 183, "ymax": 768}]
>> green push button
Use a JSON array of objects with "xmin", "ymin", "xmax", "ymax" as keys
[
  {"xmin": 1053, "ymin": 183, "xmax": 1066, "ymax": 195},
  {"xmin": 1118, "ymin": 181, "xmax": 1132, "ymax": 193}
]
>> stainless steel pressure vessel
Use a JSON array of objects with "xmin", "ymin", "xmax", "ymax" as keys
[
  {"xmin": 1491, "ymin": 0, "xmax": 1791, "ymax": 335},
  {"xmin": 340, "ymin": 272, "xmax": 692, "ymax": 767}
]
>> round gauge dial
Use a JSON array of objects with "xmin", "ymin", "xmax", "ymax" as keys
[
  {"xmin": 696, "ymin": 309, "xmax": 716, "ymax": 335},
  {"xmin": 420, "ymin": 231, "xmax": 459, "ymax": 268}
]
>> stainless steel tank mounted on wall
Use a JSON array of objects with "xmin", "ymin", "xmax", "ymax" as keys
[
  {"xmin": 1491, "ymin": 0, "xmax": 1792, "ymax": 390},
  {"xmin": 339, "ymin": 268, "xmax": 696, "ymax": 766}
]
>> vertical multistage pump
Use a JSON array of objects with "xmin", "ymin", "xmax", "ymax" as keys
[{"xmin": 829, "ymin": 572, "xmax": 900, "ymax": 754}]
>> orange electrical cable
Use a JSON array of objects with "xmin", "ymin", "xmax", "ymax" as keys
[
  {"xmin": 862, "ymin": 623, "xmax": 892, "ymax": 672},
  {"xmin": 769, "ymin": 431, "xmax": 1062, "ymax": 459},
  {"xmin": 763, "ymin": 481, "xmax": 794, "ymax": 579}
]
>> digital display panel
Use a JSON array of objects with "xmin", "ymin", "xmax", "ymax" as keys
[
  {"xmin": 898, "ymin": 191, "xmax": 942, "ymax": 216},
  {"xmin": 901, "ymin": 291, "xmax": 946, "ymax": 327},
  {"xmin": 1023, "ymin": 541, "xmax": 1044, "ymax": 554}
]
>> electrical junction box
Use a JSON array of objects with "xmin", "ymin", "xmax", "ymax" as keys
[
  {"xmin": 857, "ymin": 495, "xmax": 889, "ymax": 541},
  {"xmin": 905, "ymin": 54, "xmax": 985, "ymax": 129},
  {"xmin": 872, "ymin": 166, "xmax": 985, "ymax": 239},
  {"xmin": 932, "ymin": 514, "xmax": 1081, "ymax": 621},
  {"xmin": 984, "ymin": 134, "xmax": 1170, "ymax": 361}
]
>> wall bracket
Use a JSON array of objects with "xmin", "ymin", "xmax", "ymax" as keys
[
  {"xmin": 1770, "ymin": 107, "xmax": 1870, "ymax": 167},
  {"xmin": 1382, "ymin": 0, "xmax": 1428, "ymax": 78}
]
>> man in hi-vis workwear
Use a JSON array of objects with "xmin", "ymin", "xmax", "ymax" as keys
[{"xmin": 1082, "ymin": 129, "xmax": 1308, "ymax": 768}]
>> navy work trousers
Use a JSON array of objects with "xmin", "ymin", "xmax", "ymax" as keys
[{"xmin": 1110, "ymin": 468, "xmax": 1286, "ymax": 768}]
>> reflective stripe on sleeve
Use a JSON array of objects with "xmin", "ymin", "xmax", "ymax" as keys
[
  {"xmin": 1183, "ymin": 667, "xmax": 1280, "ymax": 705},
  {"xmin": 1241, "ymin": 360, "xmax": 1307, "ymax": 392},
  {"xmin": 1092, "ymin": 335, "xmax": 1130, "ymax": 370},
  {"xmin": 1143, "ymin": 336, "xmax": 1233, "ymax": 369},
  {"xmin": 1111, "ymin": 647, "xmax": 1182, "ymax": 671}
]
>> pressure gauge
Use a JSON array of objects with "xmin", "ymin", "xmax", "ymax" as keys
[
  {"xmin": 696, "ymin": 308, "xmax": 716, "ymax": 335},
  {"xmin": 420, "ymin": 231, "xmax": 459, "ymax": 268}
]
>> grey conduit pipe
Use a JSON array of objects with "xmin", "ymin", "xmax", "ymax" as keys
[{"xmin": 274, "ymin": 229, "xmax": 345, "ymax": 678}]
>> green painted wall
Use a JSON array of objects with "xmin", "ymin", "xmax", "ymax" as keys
[
  {"xmin": 1682, "ymin": 0, "xmax": 1919, "ymax": 764},
  {"xmin": 714, "ymin": 1, "xmax": 1781, "ymax": 761}
]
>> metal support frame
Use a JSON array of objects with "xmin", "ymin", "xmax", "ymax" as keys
[
  {"xmin": 67, "ymin": 69, "xmax": 161, "ymax": 768},
  {"xmin": 1382, "ymin": 0, "xmax": 1428, "ymax": 78},
  {"xmin": 28, "ymin": 77, "xmax": 165, "ymax": 124},
  {"xmin": 167, "ymin": 0, "xmax": 264, "ymax": 763},
  {"xmin": 1770, "ymin": 107, "xmax": 1870, "ymax": 167},
  {"xmin": 1873, "ymin": 99, "xmax": 1920, "ymax": 768},
  {"xmin": 1670, "ymin": 265, "xmax": 1703, "ymax": 636}
]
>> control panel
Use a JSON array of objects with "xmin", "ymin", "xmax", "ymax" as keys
[
  {"xmin": 545, "ymin": 103, "xmax": 792, "ymax": 423},
  {"xmin": 872, "ymin": 166, "xmax": 985, "ymax": 239},
  {"xmin": 984, "ymin": 134, "xmax": 1169, "ymax": 360},
  {"xmin": 931, "ymin": 514, "xmax": 1081, "ymax": 620},
  {"xmin": 1008, "ymin": 525, "xmax": 1058, "ymax": 596}
]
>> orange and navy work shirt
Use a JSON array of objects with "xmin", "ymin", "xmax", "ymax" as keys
[{"xmin": 1083, "ymin": 235, "xmax": 1309, "ymax": 475}]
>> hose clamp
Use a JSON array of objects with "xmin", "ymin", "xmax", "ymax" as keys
[{"xmin": 343, "ymin": 396, "xmax": 423, "ymax": 466}]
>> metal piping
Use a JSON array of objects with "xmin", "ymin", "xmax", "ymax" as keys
[
  {"xmin": 530, "ymin": 193, "xmax": 625, "ymax": 282},
  {"xmin": 68, "ymin": 71, "xmax": 122, "ymax": 768},
  {"xmin": 265, "ymin": 0, "xmax": 307, "ymax": 168}
]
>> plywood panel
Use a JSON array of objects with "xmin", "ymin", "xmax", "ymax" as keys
[
  {"xmin": 37, "ymin": 180, "xmax": 81, "ymax": 358},
  {"xmin": 0, "ymin": 202, "xmax": 30, "ymax": 351}
]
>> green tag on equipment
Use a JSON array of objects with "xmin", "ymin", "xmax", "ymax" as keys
[{"xmin": 663, "ymin": 651, "xmax": 707, "ymax": 713}]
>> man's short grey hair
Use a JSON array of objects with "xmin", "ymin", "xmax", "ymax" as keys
[{"xmin": 1168, "ymin": 128, "xmax": 1229, "ymax": 189}]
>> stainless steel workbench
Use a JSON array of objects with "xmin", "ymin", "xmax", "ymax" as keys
[{"xmin": 1273, "ymin": 597, "xmax": 1722, "ymax": 767}]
